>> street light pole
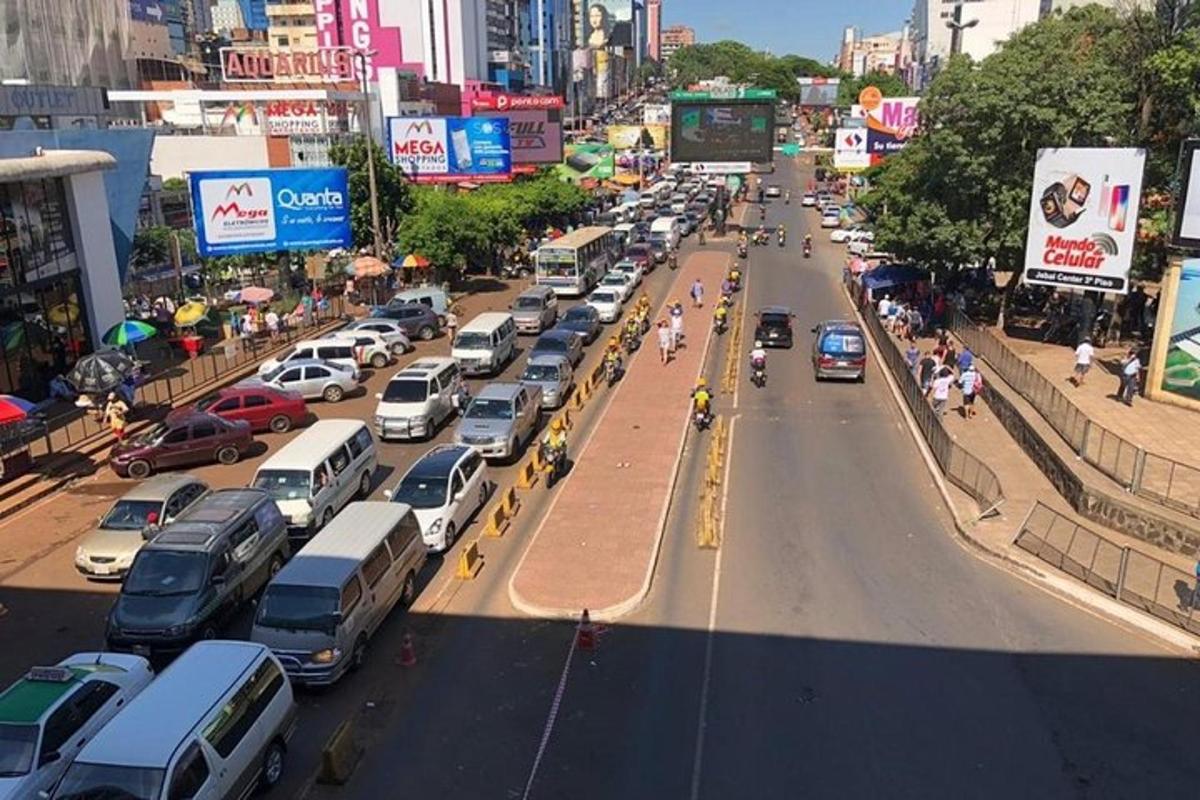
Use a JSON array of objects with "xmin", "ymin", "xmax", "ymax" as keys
[
  {"xmin": 945, "ymin": 3, "xmax": 978, "ymax": 57},
  {"xmin": 354, "ymin": 50, "xmax": 384, "ymax": 259}
]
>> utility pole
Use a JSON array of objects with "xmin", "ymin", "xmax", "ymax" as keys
[
  {"xmin": 355, "ymin": 50, "xmax": 384, "ymax": 259},
  {"xmin": 946, "ymin": 2, "xmax": 978, "ymax": 57}
]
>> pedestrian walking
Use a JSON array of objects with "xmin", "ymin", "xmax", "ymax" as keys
[
  {"xmin": 690, "ymin": 279, "xmax": 704, "ymax": 308},
  {"xmin": 877, "ymin": 293, "xmax": 892, "ymax": 321},
  {"xmin": 657, "ymin": 320, "xmax": 673, "ymax": 363},
  {"xmin": 1118, "ymin": 347, "xmax": 1142, "ymax": 406},
  {"xmin": 956, "ymin": 345, "xmax": 974, "ymax": 375},
  {"xmin": 918, "ymin": 351, "xmax": 937, "ymax": 392},
  {"xmin": 905, "ymin": 341, "xmax": 920, "ymax": 375},
  {"xmin": 265, "ymin": 308, "xmax": 280, "ymax": 340},
  {"xmin": 959, "ymin": 363, "xmax": 980, "ymax": 419},
  {"xmin": 445, "ymin": 308, "xmax": 459, "ymax": 344},
  {"xmin": 929, "ymin": 366, "xmax": 954, "ymax": 417},
  {"xmin": 670, "ymin": 302, "xmax": 685, "ymax": 350},
  {"xmin": 1070, "ymin": 337, "xmax": 1094, "ymax": 386},
  {"xmin": 104, "ymin": 392, "xmax": 129, "ymax": 442}
]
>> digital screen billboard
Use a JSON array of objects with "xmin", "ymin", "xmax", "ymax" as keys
[
  {"xmin": 670, "ymin": 101, "xmax": 774, "ymax": 164},
  {"xmin": 387, "ymin": 116, "xmax": 513, "ymax": 183},
  {"xmin": 797, "ymin": 77, "xmax": 840, "ymax": 108}
]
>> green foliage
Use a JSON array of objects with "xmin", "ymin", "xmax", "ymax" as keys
[
  {"xmin": 328, "ymin": 138, "xmax": 414, "ymax": 253},
  {"xmin": 130, "ymin": 226, "xmax": 197, "ymax": 271},
  {"xmin": 667, "ymin": 40, "xmax": 840, "ymax": 101},
  {"xmin": 161, "ymin": 177, "xmax": 187, "ymax": 192},
  {"xmin": 836, "ymin": 71, "xmax": 910, "ymax": 106}
]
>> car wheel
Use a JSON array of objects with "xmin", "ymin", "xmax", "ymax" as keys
[
  {"xmin": 371, "ymin": 352, "xmax": 389, "ymax": 369},
  {"xmin": 216, "ymin": 445, "xmax": 240, "ymax": 465},
  {"xmin": 351, "ymin": 635, "xmax": 368, "ymax": 671},
  {"xmin": 357, "ymin": 471, "xmax": 372, "ymax": 499},
  {"xmin": 323, "ymin": 385, "xmax": 344, "ymax": 403},
  {"xmin": 321, "ymin": 508, "xmax": 334, "ymax": 529},
  {"xmin": 268, "ymin": 554, "xmax": 284, "ymax": 579},
  {"xmin": 508, "ymin": 436, "xmax": 517, "ymax": 462},
  {"xmin": 445, "ymin": 522, "xmax": 458, "ymax": 548},
  {"xmin": 126, "ymin": 459, "xmax": 153, "ymax": 480},
  {"xmin": 268, "ymin": 414, "xmax": 292, "ymax": 434},
  {"xmin": 261, "ymin": 741, "xmax": 286, "ymax": 790},
  {"xmin": 401, "ymin": 570, "xmax": 417, "ymax": 607},
  {"xmin": 423, "ymin": 417, "xmax": 435, "ymax": 441},
  {"xmin": 418, "ymin": 325, "xmax": 436, "ymax": 341},
  {"xmin": 391, "ymin": 342, "xmax": 407, "ymax": 355}
]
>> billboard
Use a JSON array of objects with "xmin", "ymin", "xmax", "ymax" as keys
[
  {"xmin": 189, "ymin": 168, "xmax": 351, "ymax": 257},
  {"xmin": 1172, "ymin": 138, "xmax": 1200, "ymax": 248},
  {"xmin": 556, "ymin": 143, "xmax": 615, "ymax": 183},
  {"xmin": 387, "ymin": 117, "xmax": 513, "ymax": 183},
  {"xmin": 129, "ymin": 0, "xmax": 166, "ymax": 24},
  {"xmin": 797, "ymin": 77, "xmax": 839, "ymax": 107},
  {"xmin": 1157, "ymin": 259, "xmax": 1200, "ymax": 403},
  {"xmin": 607, "ymin": 124, "xmax": 667, "ymax": 151},
  {"xmin": 864, "ymin": 96, "xmax": 920, "ymax": 162},
  {"xmin": 670, "ymin": 101, "xmax": 774, "ymax": 164},
  {"xmin": 579, "ymin": 0, "xmax": 633, "ymax": 48},
  {"xmin": 643, "ymin": 104, "xmax": 670, "ymax": 125},
  {"xmin": 312, "ymin": 0, "xmax": 403, "ymax": 81},
  {"xmin": 1023, "ymin": 147, "xmax": 1146, "ymax": 294},
  {"xmin": 478, "ymin": 108, "xmax": 563, "ymax": 165},
  {"xmin": 834, "ymin": 128, "xmax": 870, "ymax": 171}
]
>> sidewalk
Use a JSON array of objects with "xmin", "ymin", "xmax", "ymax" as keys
[{"xmin": 509, "ymin": 252, "xmax": 727, "ymax": 619}]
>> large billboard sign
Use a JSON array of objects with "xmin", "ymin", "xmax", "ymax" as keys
[
  {"xmin": 607, "ymin": 124, "xmax": 667, "ymax": 151},
  {"xmin": 834, "ymin": 128, "xmax": 870, "ymax": 172},
  {"xmin": 797, "ymin": 77, "xmax": 839, "ymax": 107},
  {"xmin": 470, "ymin": 92, "xmax": 565, "ymax": 112},
  {"xmin": 312, "ymin": 0, "xmax": 403, "ymax": 80},
  {"xmin": 670, "ymin": 100, "xmax": 774, "ymax": 164},
  {"xmin": 1171, "ymin": 138, "xmax": 1200, "ymax": 248},
  {"xmin": 220, "ymin": 47, "xmax": 354, "ymax": 82},
  {"xmin": 556, "ymin": 143, "xmax": 615, "ymax": 183},
  {"xmin": 1023, "ymin": 147, "xmax": 1146, "ymax": 294},
  {"xmin": 579, "ymin": 0, "xmax": 633, "ymax": 48},
  {"xmin": 1156, "ymin": 258, "xmax": 1200, "ymax": 404},
  {"xmin": 189, "ymin": 168, "xmax": 352, "ymax": 257},
  {"xmin": 477, "ymin": 108, "xmax": 563, "ymax": 165},
  {"xmin": 387, "ymin": 117, "xmax": 513, "ymax": 183},
  {"xmin": 864, "ymin": 95, "xmax": 920, "ymax": 162},
  {"xmin": 129, "ymin": 0, "xmax": 166, "ymax": 24}
]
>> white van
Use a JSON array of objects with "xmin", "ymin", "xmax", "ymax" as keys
[
  {"xmin": 615, "ymin": 201, "xmax": 640, "ymax": 222},
  {"xmin": 639, "ymin": 183, "xmax": 671, "ymax": 208},
  {"xmin": 650, "ymin": 216, "xmax": 681, "ymax": 251},
  {"xmin": 451, "ymin": 312, "xmax": 517, "ymax": 376},
  {"xmin": 374, "ymin": 357, "xmax": 463, "ymax": 441},
  {"xmin": 251, "ymin": 419, "xmax": 377, "ymax": 542},
  {"xmin": 251, "ymin": 502, "xmax": 426, "ymax": 685},
  {"xmin": 52, "ymin": 641, "xmax": 297, "ymax": 800},
  {"xmin": 257, "ymin": 337, "xmax": 362, "ymax": 379}
]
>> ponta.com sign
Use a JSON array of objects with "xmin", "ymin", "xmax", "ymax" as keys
[
  {"xmin": 1022, "ymin": 148, "xmax": 1146, "ymax": 294},
  {"xmin": 387, "ymin": 117, "xmax": 513, "ymax": 183},
  {"xmin": 189, "ymin": 168, "xmax": 352, "ymax": 257}
]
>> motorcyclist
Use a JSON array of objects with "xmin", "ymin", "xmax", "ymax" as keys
[
  {"xmin": 778, "ymin": 224, "xmax": 786, "ymax": 245},
  {"xmin": 543, "ymin": 417, "xmax": 567, "ymax": 454},
  {"xmin": 784, "ymin": 190, "xmax": 791, "ymax": 205},
  {"xmin": 729, "ymin": 265, "xmax": 742, "ymax": 288},
  {"xmin": 749, "ymin": 340, "xmax": 767, "ymax": 371},
  {"xmin": 713, "ymin": 301, "xmax": 728, "ymax": 332},
  {"xmin": 604, "ymin": 336, "xmax": 623, "ymax": 375},
  {"xmin": 692, "ymin": 378, "xmax": 713, "ymax": 420},
  {"xmin": 623, "ymin": 314, "xmax": 641, "ymax": 347},
  {"xmin": 720, "ymin": 277, "xmax": 734, "ymax": 300},
  {"xmin": 803, "ymin": 232, "xmax": 812, "ymax": 248},
  {"xmin": 759, "ymin": 204, "xmax": 767, "ymax": 220},
  {"xmin": 668, "ymin": 250, "xmax": 679, "ymax": 269}
]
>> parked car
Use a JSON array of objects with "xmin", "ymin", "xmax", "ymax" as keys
[
  {"xmin": 248, "ymin": 358, "xmax": 358, "ymax": 403},
  {"xmin": 331, "ymin": 330, "xmax": 396, "ymax": 369},
  {"xmin": 256, "ymin": 338, "xmax": 361, "ymax": 380},
  {"xmin": 830, "ymin": 225, "xmax": 875, "ymax": 244},
  {"xmin": 369, "ymin": 302, "xmax": 441, "ymax": 341},
  {"xmin": 75, "ymin": 475, "xmax": 210, "ymax": 580},
  {"xmin": 555, "ymin": 304, "xmax": 602, "ymax": 345},
  {"xmin": 454, "ymin": 382, "xmax": 542, "ymax": 461},
  {"xmin": 340, "ymin": 318, "xmax": 413, "ymax": 354},
  {"xmin": 0, "ymin": 653, "xmax": 154, "ymax": 799},
  {"xmin": 811, "ymin": 320, "xmax": 868, "ymax": 382},
  {"xmin": 530, "ymin": 328, "xmax": 584, "ymax": 367},
  {"xmin": 109, "ymin": 411, "xmax": 252, "ymax": 480},
  {"xmin": 105, "ymin": 488, "xmax": 290, "ymax": 657},
  {"xmin": 374, "ymin": 357, "xmax": 463, "ymax": 441},
  {"xmin": 390, "ymin": 286, "xmax": 451, "ymax": 321},
  {"xmin": 385, "ymin": 445, "xmax": 490, "ymax": 552},
  {"xmin": 801, "ymin": 191, "xmax": 817, "ymax": 207},
  {"xmin": 599, "ymin": 271, "xmax": 636, "ymax": 303},
  {"xmin": 821, "ymin": 207, "xmax": 841, "ymax": 228},
  {"xmin": 755, "ymin": 306, "xmax": 796, "ymax": 349},
  {"xmin": 587, "ymin": 288, "xmax": 624, "ymax": 323},
  {"xmin": 510, "ymin": 286, "xmax": 559, "ymax": 335},
  {"xmin": 188, "ymin": 384, "xmax": 308, "ymax": 434},
  {"xmin": 520, "ymin": 354, "xmax": 575, "ymax": 408}
]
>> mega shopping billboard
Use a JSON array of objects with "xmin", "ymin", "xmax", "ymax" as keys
[
  {"xmin": 670, "ymin": 100, "xmax": 774, "ymax": 164},
  {"xmin": 387, "ymin": 116, "xmax": 513, "ymax": 183},
  {"xmin": 189, "ymin": 168, "xmax": 351, "ymax": 257}
]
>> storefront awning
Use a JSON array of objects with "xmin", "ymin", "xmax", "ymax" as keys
[{"xmin": 0, "ymin": 149, "xmax": 116, "ymax": 182}]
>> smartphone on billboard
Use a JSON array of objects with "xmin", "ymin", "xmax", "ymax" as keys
[
  {"xmin": 1109, "ymin": 184, "xmax": 1130, "ymax": 232},
  {"xmin": 452, "ymin": 129, "xmax": 473, "ymax": 172}
]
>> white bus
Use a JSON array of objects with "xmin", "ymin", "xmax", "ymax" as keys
[{"xmin": 535, "ymin": 226, "xmax": 616, "ymax": 297}]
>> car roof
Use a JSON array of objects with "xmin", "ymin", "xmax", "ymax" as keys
[
  {"xmin": 274, "ymin": 502, "xmax": 415, "ymax": 588},
  {"xmin": 148, "ymin": 488, "xmax": 271, "ymax": 551},
  {"xmin": 259, "ymin": 419, "xmax": 369, "ymax": 471},
  {"xmin": 460, "ymin": 312, "xmax": 513, "ymax": 332},
  {"xmin": 476, "ymin": 381, "xmax": 524, "ymax": 401},
  {"xmin": 74, "ymin": 642, "xmax": 269, "ymax": 769},
  {"xmin": 117, "ymin": 473, "xmax": 206, "ymax": 503},
  {"xmin": 760, "ymin": 306, "xmax": 792, "ymax": 315},
  {"xmin": 390, "ymin": 357, "xmax": 456, "ymax": 380},
  {"xmin": 163, "ymin": 410, "xmax": 223, "ymax": 427},
  {"xmin": 0, "ymin": 654, "xmax": 139, "ymax": 724},
  {"xmin": 527, "ymin": 353, "xmax": 571, "ymax": 369},
  {"xmin": 562, "ymin": 305, "xmax": 595, "ymax": 317},
  {"xmin": 261, "ymin": 358, "xmax": 340, "ymax": 371},
  {"xmin": 407, "ymin": 445, "xmax": 472, "ymax": 479},
  {"xmin": 819, "ymin": 319, "xmax": 863, "ymax": 333},
  {"xmin": 536, "ymin": 329, "xmax": 575, "ymax": 342}
]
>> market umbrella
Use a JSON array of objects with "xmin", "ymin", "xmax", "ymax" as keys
[
  {"xmin": 1, "ymin": 322, "xmax": 24, "ymax": 352},
  {"xmin": 66, "ymin": 350, "xmax": 137, "ymax": 395},
  {"xmin": 174, "ymin": 301, "xmax": 209, "ymax": 327},
  {"xmin": 47, "ymin": 302, "xmax": 80, "ymax": 327},
  {"xmin": 0, "ymin": 395, "xmax": 34, "ymax": 425},
  {"xmin": 239, "ymin": 286, "xmax": 275, "ymax": 304},
  {"xmin": 393, "ymin": 254, "xmax": 430, "ymax": 270},
  {"xmin": 102, "ymin": 320, "xmax": 157, "ymax": 347},
  {"xmin": 352, "ymin": 256, "xmax": 389, "ymax": 279}
]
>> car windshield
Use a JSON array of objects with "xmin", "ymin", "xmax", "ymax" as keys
[
  {"xmin": 626, "ymin": 246, "xmax": 649, "ymax": 256},
  {"xmin": 256, "ymin": 584, "xmax": 339, "ymax": 632},
  {"xmin": 100, "ymin": 500, "xmax": 164, "ymax": 531},
  {"xmin": 455, "ymin": 332, "xmax": 491, "ymax": 349},
  {"xmin": 134, "ymin": 422, "xmax": 169, "ymax": 444},
  {"xmin": 535, "ymin": 338, "xmax": 568, "ymax": 354},
  {"xmin": 123, "ymin": 551, "xmax": 208, "ymax": 596},
  {"xmin": 602, "ymin": 275, "xmax": 626, "ymax": 285},
  {"xmin": 514, "ymin": 296, "xmax": 544, "ymax": 310},
  {"xmin": 760, "ymin": 313, "xmax": 791, "ymax": 327},
  {"xmin": 465, "ymin": 398, "xmax": 513, "ymax": 420},
  {"xmin": 252, "ymin": 469, "xmax": 312, "ymax": 501},
  {"xmin": 522, "ymin": 364, "xmax": 561, "ymax": 382},
  {"xmin": 53, "ymin": 763, "xmax": 165, "ymax": 800},
  {"xmin": 389, "ymin": 474, "xmax": 450, "ymax": 509},
  {"xmin": 0, "ymin": 724, "xmax": 37, "ymax": 776},
  {"xmin": 383, "ymin": 379, "xmax": 428, "ymax": 403},
  {"xmin": 563, "ymin": 307, "xmax": 592, "ymax": 322},
  {"xmin": 261, "ymin": 363, "xmax": 290, "ymax": 382},
  {"xmin": 821, "ymin": 333, "xmax": 865, "ymax": 355},
  {"xmin": 590, "ymin": 292, "xmax": 616, "ymax": 304},
  {"xmin": 195, "ymin": 393, "xmax": 221, "ymax": 411}
]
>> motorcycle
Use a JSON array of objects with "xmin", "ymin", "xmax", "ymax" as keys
[
  {"xmin": 621, "ymin": 327, "xmax": 641, "ymax": 354},
  {"xmin": 713, "ymin": 315, "xmax": 727, "ymax": 335},
  {"xmin": 605, "ymin": 356, "xmax": 622, "ymax": 387},
  {"xmin": 540, "ymin": 441, "xmax": 567, "ymax": 488},
  {"xmin": 728, "ymin": 274, "xmax": 742, "ymax": 292},
  {"xmin": 778, "ymin": 231, "xmax": 786, "ymax": 248},
  {"xmin": 751, "ymin": 357, "xmax": 767, "ymax": 387},
  {"xmin": 803, "ymin": 242, "xmax": 812, "ymax": 259},
  {"xmin": 692, "ymin": 402, "xmax": 712, "ymax": 431},
  {"xmin": 668, "ymin": 254, "xmax": 679, "ymax": 270},
  {"xmin": 753, "ymin": 231, "xmax": 769, "ymax": 246},
  {"xmin": 737, "ymin": 243, "xmax": 748, "ymax": 259}
]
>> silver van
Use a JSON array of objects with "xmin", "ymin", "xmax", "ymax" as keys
[
  {"xmin": 251, "ymin": 419, "xmax": 377, "ymax": 542},
  {"xmin": 251, "ymin": 502, "xmax": 426, "ymax": 685},
  {"xmin": 374, "ymin": 357, "xmax": 463, "ymax": 441},
  {"xmin": 511, "ymin": 286, "xmax": 559, "ymax": 334},
  {"xmin": 451, "ymin": 312, "xmax": 517, "ymax": 376}
]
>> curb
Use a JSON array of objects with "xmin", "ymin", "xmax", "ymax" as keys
[{"xmin": 842, "ymin": 283, "xmax": 1200, "ymax": 656}]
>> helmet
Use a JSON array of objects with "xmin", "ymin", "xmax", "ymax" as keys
[
  {"xmin": 755, "ymin": 340, "xmax": 763, "ymax": 348},
  {"xmin": 609, "ymin": 336, "xmax": 619, "ymax": 347},
  {"xmin": 696, "ymin": 377, "xmax": 708, "ymax": 387},
  {"xmin": 551, "ymin": 418, "xmax": 564, "ymax": 432}
]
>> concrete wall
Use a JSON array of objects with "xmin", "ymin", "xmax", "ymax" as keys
[
  {"xmin": 64, "ymin": 170, "xmax": 124, "ymax": 345},
  {"xmin": 150, "ymin": 135, "xmax": 272, "ymax": 179}
]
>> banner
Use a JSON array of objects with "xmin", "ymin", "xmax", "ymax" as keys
[
  {"xmin": 1157, "ymin": 258, "xmax": 1200, "ymax": 403},
  {"xmin": 477, "ymin": 107, "xmax": 563, "ymax": 165},
  {"xmin": 797, "ymin": 77, "xmax": 839, "ymax": 108},
  {"xmin": 265, "ymin": 100, "xmax": 325, "ymax": 135},
  {"xmin": 1023, "ymin": 147, "xmax": 1146, "ymax": 294},
  {"xmin": 642, "ymin": 103, "xmax": 670, "ymax": 125},
  {"xmin": 683, "ymin": 162, "xmax": 750, "ymax": 175},
  {"xmin": 312, "ymin": 0, "xmax": 402, "ymax": 81},
  {"xmin": 670, "ymin": 101, "xmax": 774, "ymax": 164},
  {"xmin": 607, "ymin": 124, "xmax": 667, "ymax": 150},
  {"xmin": 556, "ymin": 142, "xmax": 615, "ymax": 183},
  {"xmin": 471, "ymin": 92, "xmax": 565, "ymax": 111},
  {"xmin": 1172, "ymin": 139, "xmax": 1200, "ymax": 248},
  {"xmin": 834, "ymin": 128, "xmax": 869, "ymax": 171},
  {"xmin": 580, "ymin": 0, "xmax": 633, "ymax": 48},
  {"xmin": 387, "ymin": 116, "xmax": 513, "ymax": 183},
  {"xmin": 864, "ymin": 96, "xmax": 920, "ymax": 163},
  {"xmin": 190, "ymin": 168, "xmax": 351, "ymax": 257}
]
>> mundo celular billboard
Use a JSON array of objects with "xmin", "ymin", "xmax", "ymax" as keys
[
  {"xmin": 189, "ymin": 168, "xmax": 351, "ymax": 257},
  {"xmin": 387, "ymin": 117, "xmax": 513, "ymax": 183}
]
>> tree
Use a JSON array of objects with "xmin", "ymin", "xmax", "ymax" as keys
[
  {"xmin": 666, "ymin": 40, "xmax": 828, "ymax": 99},
  {"xmin": 836, "ymin": 71, "xmax": 909, "ymax": 106},
  {"xmin": 635, "ymin": 59, "xmax": 663, "ymax": 87},
  {"xmin": 328, "ymin": 138, "xmax": 414, "ymax": 253},
  {"xmin": 161, "ymin": 177, "xmax": 187, "ymax": 192},
  {"xmin": 130, "ymin": 226, "xmax": 197, "ymax": 271}
]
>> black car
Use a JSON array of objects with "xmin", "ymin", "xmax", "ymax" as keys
[
  {"xmin": 755, "ymin": 306, "xmax": 796, "ymax": 348},
  {"xmin": 555, "ymin": 304, "xmax": 602, "ymax": 345},
  {"xmin": 530, "ymin": 328, "xmax": 584, "ymax": 366}
]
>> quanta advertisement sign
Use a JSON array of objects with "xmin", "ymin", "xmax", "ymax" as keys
[
  {"xmin": 797, "ymin": 77, "xmax": 839, "ymax": 107},
  {"xmin": 190, "ymin": 168, "xmax": 352, "ymax": 257},
  {"xmin": 670, "ymin": 100, "xmax": 774, "ymax": 164},
  {"xmin": 1022, "ymin": 147, "xmax": 1146, "ymax": 294},
  {"xmin": 387, "ymin": 116, "xmax": 514, "ymax": 183}
]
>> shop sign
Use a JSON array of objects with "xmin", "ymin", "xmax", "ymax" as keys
[{"xmin": 220, "ymin": 47, "xmax": 354, "ymax": 83}]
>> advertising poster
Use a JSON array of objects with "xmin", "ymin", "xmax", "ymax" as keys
[
  {"xmin": 579, "ymin": 0, "xmax": 633, "ymax": 49},
  {"xmin": 312, "ymin": 0, "xmax": 403, "ymax": 80},
  {"xmin": 797, "ymin": 77, "xmax": 839, "ymax": 107},
  {"xmin": 670, "ymin": 101, "xmax": 774, "ymax": 164},
  {"xmin": 1159, "ymin": 259, "xmax": 1200, "ymax": 403},
  {"xmin": 834, "ymin": 128, "xmax": 870, "ymax": 171},
  {"xmin": 556, "ymin": 143, "xmax": 615, "ymax": 183},
  {"xmin": 862, "ymin": 95, "xmax": 920, "ymax": 163},
  {"xmin": 265, "ymin": 100, "xmax": 325, "ymax": 135},
  {"xmin": 1022, "ymin": 147, "xmax": 1146, "ymax": 294},
  {"xmin": 387, "ymin": 116, "xmax": 513, "ymax": 183},
  {"xmin": 642, "ymin": 104, "xmax": 671, "ymax": 126},
  {"xmin": 471, "ymin": 92, "xmax": 564, "ymax": 166},
  {"xmin": 189, "ymin": 168, "xmax": 351, "ymax": 257},
  {"xmin": 607, "ymin": 124, "xmax": 667, "ymax": 150},
  {"xmin": 1172, "ymin": 139, "xmax": 1200, "ymax": 248}
]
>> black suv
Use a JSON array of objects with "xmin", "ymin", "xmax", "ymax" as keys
[{"xmin": 754, "ymin": 306, "xmax": 796, "ymax": 348}]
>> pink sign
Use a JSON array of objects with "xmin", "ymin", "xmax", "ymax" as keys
[{"xmin": 312, "ymin": 0, "xmax": 402, "ymax": 81}]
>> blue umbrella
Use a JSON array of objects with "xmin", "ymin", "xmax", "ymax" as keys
[{"xmin": 102, "ymin": 320, "xmax": 158, "ymax": 347}]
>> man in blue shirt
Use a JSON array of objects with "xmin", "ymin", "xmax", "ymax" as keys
[{"xmin": 957, "ymin": 346, "xmax": 974, "ymax": 375}]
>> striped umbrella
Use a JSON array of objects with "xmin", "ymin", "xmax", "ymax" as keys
[
  {"xmin": 102, "ymin": 320, "xmax": 157, "ymax": 347},
  {"xmin": 0, "ymin": 395, "xmax": 35, "ymax": 425},
  {"xmin": 394, "ymin": 254, "xmax": 431, "ymax": 270}
]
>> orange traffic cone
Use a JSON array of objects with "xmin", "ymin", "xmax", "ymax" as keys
[
  {"xmin": 398, "ymin": 631, "xmax": 417, "ymax": 667},
  {"xmin": 577, "ymin": 609, "xmax": 596, "ymax": 651}
]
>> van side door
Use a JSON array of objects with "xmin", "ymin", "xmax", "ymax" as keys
[
  {"xmin": 327, "ymin": 444, "xmax": 355, "ymax": 510},
  {"xmin": 360, "ymin": 543, "xmax": 401, "ymax": 633},
  {"xmin": 201, "ymin": 659, "xmax": 288, "ymax": 800}
]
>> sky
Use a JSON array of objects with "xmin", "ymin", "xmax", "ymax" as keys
[{"xmin": 661, "ymin": 0, "xmax": 913, "ymax": 63}]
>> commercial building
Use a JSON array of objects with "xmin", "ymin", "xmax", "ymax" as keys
[
  {"xmin": 660, "ymin": 24, "xmax": 694, "ymax": 61},
  {"xmin": 210, "ymin": 0, "xmax": 247, "ymax": 34},
  {"xmin": 523, "ymin": 0, "xmax": 572, "ymax": 92},
  {"xmin": 646, "ymin": 0, "xmax": 662, "ymax": 61},
  {"xmin": 837, "ymin": 26, "xmax": 910, "ymax": 77},
  {"xmin": 237, "ymin": 0, "xmax": 269, "ymax": 30},
  {"xmin": 0, "ymin": 0, "xmax": 133, "ymax": 88},
  {"xmin": 265, "ymin": 2, "xmax": 319, "ymax": 51},
  {"xmin": 390, "ymin": 0, "xmax": 489, "ymax": 87},
  {"xmin": 487, "ymin": 0, "xmax": 527, "ymax": 89}
]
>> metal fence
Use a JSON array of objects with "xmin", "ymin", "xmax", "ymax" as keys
[
  {"xmin": 852, "ymin": 281, "xmax": 1004, "ymax": 515},
  {"xmin": 1015, "ymin": 501, "xmax": 1200, "ymax": 637},
  {"xmin": 948, "ymin": 309, "xmax": 1200, "ymax": 519}
]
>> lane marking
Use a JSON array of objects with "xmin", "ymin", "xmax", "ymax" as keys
[
  {"xmin": 521, "ymin": 625, "xmax": 579, "ymax": 800},
  {"xmin": 689, "ymin": 413, "xmax": 738, "ymax": 800}
]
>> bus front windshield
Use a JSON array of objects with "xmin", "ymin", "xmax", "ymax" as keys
[{"xmin": 537, "ymin": 249, "xmax": 577, "ymax": 278}]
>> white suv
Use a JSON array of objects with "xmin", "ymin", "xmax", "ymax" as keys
[
  {"xmin": 340, "ymin": 318, "xmax": 413, "ymax": 354},
  {"xmin": 332, "ymin": 330, "xmax": 394, "ymax": 369},
  {"xmin": 385, "ymin": 445, "xmax": 490, "ymax": 552},
  {"xmin": 374, "ymin": 357, "xmax": 464, "ymax": 441}
]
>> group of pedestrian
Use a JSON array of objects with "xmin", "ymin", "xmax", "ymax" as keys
[
  {"xmin": 657, "ymin": 301, "xmax": 685, "ymax": 365},
  {"xmin": 1069, "ymin": 336, "xmax": 1143, "ymax": 406},
  {"xmin": 909, "ymin": 329, "xmax": 983, "ymax": 420},
  {"xmin": 877, "ymin": 294, "xmax": 926, "ymax": 340}
]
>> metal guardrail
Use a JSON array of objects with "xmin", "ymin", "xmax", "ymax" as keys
[
  {"xmin": 948, "ymin": 309, "xmax": 1200, "ymax": 519},
  {"xmin": 849, "ymin": 280, "xmax": 1004, "ymax": 515},
  {"xmin": 1015, "ymin": 501, "xmax": 1200, "ymax": 637}
]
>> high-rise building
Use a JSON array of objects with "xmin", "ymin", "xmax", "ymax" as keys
[
  {"xmin": 647, "ymin": 0, "xmax": 662, "ymax": 61},
  {"xmin": 266, "ymin": 1, "xmax": 317, "ymax": 51},
  {"xmin": 659, "ymin": 24, "xmax": 694, "ymax": 61},
  {"xmin": 837, "ymin": 26, "xmax": 906, "ymax": 77},
  {"xmin": 523, "ymin": 0, "xmax": 571, "ymax": 92},
  {"xmin": 237, "ymin": 0, "xmax": 268, "ymax": 30},
  {"xmin": 210, "ymin": 0, "xmax": 245, "ymax": 34},
  {"xmin": 392, "ymin": 0, "xmax": 489, "ymax": 87},
  {"xmin": 0, "ymin": 0, "xmax": 134, "ymax": 87}
]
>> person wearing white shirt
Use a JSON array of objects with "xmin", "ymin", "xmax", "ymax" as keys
[
  {"xmin": 1071, "ymin": 338, "xmax": 1095, "ymax": 386},
  {"xmin": 1119, "ymin": 348, "xmax": 1142, "ymax": 406},
  {"xmin": 877, "ymin": 294, "xmax": 892, "ymax": 320},
  {"xmin": 929, "ymin": 367, "xmax": 954, "ymax": 417}
]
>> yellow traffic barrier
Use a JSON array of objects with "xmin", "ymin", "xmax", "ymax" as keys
[
  {"xmin": 571, "ymin": 388, "xmax": 586, "ymax": 410},
  {"xmin": 531, "ymin": 444, "xmax": 547, "ymax": 473},
  {"xmin": 456, "ymin": 541, "xmax": 483, "ymax": 579},
  {"xmin": 555, "ymin": 409, "xmax": 572, "ymax": 430},
  {"xmin": 515, "ymin": 458, "xmax": 540, "ymax": 489},
  {"xmin": 591, "ymin": 361, "xmax": 605, "ymax": 387},
  {"xmin": 500, "ymin": 486, "xmax": 521, "ymax": 518},
  {"xmin": 317, "ymin": 720, "xmax": 363, "ymax": 785},
  {"xmin": 481, "ymin": 503, "xmax": 510, "ymax": 538}
]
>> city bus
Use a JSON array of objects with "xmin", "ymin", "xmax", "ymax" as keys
[{"xmin": 535, "ymin": 226, "xmax": 616, "ymax": 297}]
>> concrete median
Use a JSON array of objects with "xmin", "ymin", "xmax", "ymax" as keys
[
  {"xmin": 456, "ymin": 540, "xmax": 483, "ymax": 580},
  {"xmin": 515, "ymin": 457, "xmax": 540, "ymax": 489},
  {"xmin": 317, "ymin": 720, "xmax": 363, "ymax": 785}
]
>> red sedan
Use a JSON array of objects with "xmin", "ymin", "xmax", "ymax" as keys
[{"xmin": 186, "ymin": 385, "xmax": 309, "ymax": 434}]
